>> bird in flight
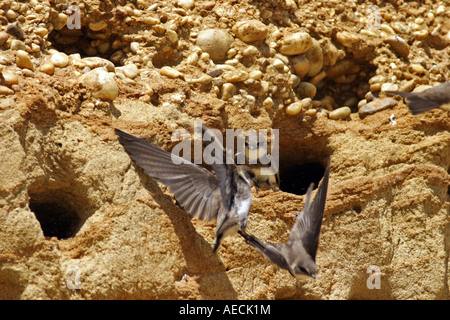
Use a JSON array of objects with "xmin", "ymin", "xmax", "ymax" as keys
[
  {"xmin": 239, "ymin": 160, "xmax": 330, "ymax": 279},
  {"xmin": 115, "ymin": 125, "xmax": 257, "ymax": 252}
]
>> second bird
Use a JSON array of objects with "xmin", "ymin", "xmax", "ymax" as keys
[{"xmin": 239, "ymin": 160, "xmax": 330, "ymax": 279}]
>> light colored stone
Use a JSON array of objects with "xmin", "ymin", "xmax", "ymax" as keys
[
  {"xmin": 40, "ymin": 62, "xmax": 55, "ymax": 75},
  {"xmin": 305, "ymin": 39, "xmax": 323, "ymax": 77},
  {"xmin": 221, "ymin": 83, "xmax": 236, "ymax": 100},
  {"xmin": 329, "ymin": 106, "xmax": 351, "ymax": 120},
  {"xmin": 177, "ymin": 0, "xmax": 195, "ymax": 10},
  {"xmin": 232, "ymin": 20, "xmax": 268, "ymax": 43},
  {"xmin": 160, "ymin": 66, "xmax": 183, "ymax": 79},
  {"xmin": 196, "ymin": 29, "xmax": 234, "ymax": 61},
  {"xmin": 82, "ymin": 57, "xmax": 115, "ymax": 72},
  {"xmin": 122, "ymin": 64, "xmax": 139, "ymax": 79},
  {"xmin": 0, "ymin": 85, "xmax": 14, "ymax": 95},
  {"xmin": 381, "ymin": 83, "xmax": 398, "ymax": 93},
  {"xmin": 2, "ymin": 72, "xmax": 19, "ymax": 86},
  {"xmin": 279, "ymin": 32, "xmax": 313, "ymax": 55},
  {"xmin": 16, "ymin": 50, "xmax": 34, "ymax": 71},
  {"xmin": 50, "ymin": 52, "xmax": 69, "ymax": 68},
  {"xmin": 285, "ymin": 102, "xmax": 302, "ymax": 115},
  {"xmin": 80, "ymin": 68, "xmax": 119, "ymax": 101}
]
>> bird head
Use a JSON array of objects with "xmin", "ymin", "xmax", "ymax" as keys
[
  {"xmin": 237, "ymin": 165, "xmax": 259, "ymax": 187},
  {"xmin": 290, "ymin": 258, "xmax": 318, "ymax": 280}
]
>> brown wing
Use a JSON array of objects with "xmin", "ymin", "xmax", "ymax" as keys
[{"xmin": 115, "ymin": 129, "xmax": 222, "ymax": 221}]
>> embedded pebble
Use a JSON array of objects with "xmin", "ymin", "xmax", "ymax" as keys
[
  {"xmin": 0, "ymin": 32, "xmax": 8, "ymax": 46},
  {"xmin": 221, "ymin": 83, "xmax": 236, "ymax": 100},
  {"xmin": 381, "ymin": 83, "xmax": 399, "ymax": 92},
  {"xmin": 242, "ymin": 45, "xmax": 259, "ymax": 57},
  {"xmin": 384, "ymin": 36, "xmax": 409, "ymax": 58},
  {"xmin": 358, "ymin": 98, "xmax": 397, "ymax": 116},
  {"xmin": 291, "ymin": 54, "xmax": 309, "ymax": 78},
  {"xmin": 298, "ymin": 82, "xmax": 317, "ymax": 99},
  {"xmin": 40, "ymin": 61, "xmax": 55, "ymax": 75},
  {"xmin": 305, "ymin": 39, "xmax": 323, "ymax": 77},
  {"xmin": 0, "ymin": 85, "xmax": 14, "ymax": 95},
  {"xmin": 222, "ymin": 70, "xmax": 248, "ymax": 82},
  {"xmin": 16, "ymin": 50, "xmax": 34, "ymax": 71},
  {"xmin": 82, "ymin": 57, "xmax": 115, "ymax": 72},
  {"xmin": 186, "ymin": 52, "xmax": 199, "ymax": 65},
  {"xmin": 398, "ymin": 80, "xmax": 415, "ymax": 92},
  {"xmin": 53, "ymin": 13, "xmax": 69, "ymax": 31},
  {"xmin": 207, "ymin": 69, "xmax": 223, "ymax": 77},
  {"xmin": 160, "ymin": 66, "xmax": 184, "ymax": 79},
  {"xmin": 187, "ymin": 74, "xmax": 213, "ymax": 84},
  {"xmin": 232, "ymin": 20, "xmax": 268, "ymax": 43},
  {"xmin": 336, "ymin": 31, "xmax": 359, "ymax": 47},
  {"xmin": 2, "ymin": 72, "xmax": 19, "ymax": 86},
  {"xmin": 10, "ymin": 40, "xmax": 27, "ymax": 51},
  {"xmin": 263, "ymin": 97, "xmax": 274, "ymax": 109},
  {"xmin": 409, "ymin": 64, "xmax": 426, "ymax": 75},
  {"xmin": 285, "ymin": 102, "xmax": 302, "ymax": 116},
  {"xmin": 196, "ymin": 29, "xmax": 234, "ymax": 61},
  {"xmin": 122, "ymin": 63, "xmax": 139, "ymax": 79},
  {"xmin": 130, "ymin": 42, "xmax": 140, "ymax": 53},
  {"xmin": 248, "ymin": 70, "xmax": 263, "ymax": 80},
  {"xmin": 279, "ymin": 32, "xmax": 313, "ymax": 56},
  {"xmin": 80, "ymin": 68, "xmax": 118, "ymax": 101},
  {"xmin": 50, "ymin": 52, "xmax": 69, "ymax": 68},
  {"xmin": 329, "ymin": 106, "xmax": 351, "ymax": 120},
  {"xmin": 412, "ymin": 29, "xmax": 428, "ymax": 40},
  {"xmin": 177, "ymin": 0, "xmax": 195, "ymax": 10}
]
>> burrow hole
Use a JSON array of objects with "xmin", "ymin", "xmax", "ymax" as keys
[
  {"xmin": 277, "ymin": 130, "xmax": 331, "ymax": 196},
  {"xmin": 28, "ymin": 184, "xmax": 90, "ymax": 239}
]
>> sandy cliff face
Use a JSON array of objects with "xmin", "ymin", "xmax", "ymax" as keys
[{"xmin": 0, "ymin": 0, "xmax": 449, "ymax": 299}]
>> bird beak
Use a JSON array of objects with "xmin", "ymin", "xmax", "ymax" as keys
[{"xmin": 310, "ymin": 273, "xmax": 316, "ymax": 279}]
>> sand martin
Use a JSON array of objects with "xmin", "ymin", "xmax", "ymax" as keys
[
  {"xmin": 115, "ymin": 126, "xmax": 256, "ymax": 252},
  {"xmin": 386, "ymin": 82, "xmax": 450, "ymax": 115},
  {"xmin": 239, "ymin": 160, "xmax": 330, "ymax": 279}
]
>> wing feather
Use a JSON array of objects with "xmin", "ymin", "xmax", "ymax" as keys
[{"xmin": 115, "ymin": 129, "xmax": 222, "ymax": 221}]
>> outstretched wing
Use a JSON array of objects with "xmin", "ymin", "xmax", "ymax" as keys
[
  {"xmin": 289, "ymin": 159, "xmax": 330, "ymax": 259},
  {"xmin": 386, "ymin": 82, "xmax": 450, "ymax": 115},
  {"xmin": 115, "ymin": 129, "xmax": 222, "ymax": 221}
]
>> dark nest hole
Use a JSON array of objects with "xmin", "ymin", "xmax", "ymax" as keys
[
  {"xmin": 28, "ymin": 185, "xmax": 90, "ymax": 240},
  {"xmin": 280, "ymin": 162, "xmax": 326, "ymax": 195},
  {"xmin": 29, "ymin": 200, "xmax": 80, "ymax": 239},
  {"xmin": 277, "ymin": 131, "xmax": 331, "ymax": 196}
]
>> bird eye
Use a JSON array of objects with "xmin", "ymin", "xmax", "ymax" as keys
[{"xmin": 299, "ymin": 267, "xmax": 308, "ymax": 274}]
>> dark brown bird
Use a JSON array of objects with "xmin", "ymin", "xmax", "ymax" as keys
[
  {"xmin": 239, "ymin": 160, "xmax": 330, "ymax": 279},
  {"xmin": 385, "ymin": 82, "xmax": 450, "ymax": 115},
  {"xmin": 115, "ymin": 126, "xmax": 256, "ymax": 252}
]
